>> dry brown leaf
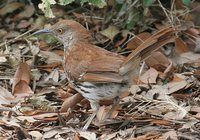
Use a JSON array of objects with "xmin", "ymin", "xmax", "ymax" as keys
[
  {"xmin": 151, "ymin": 119, "xmax": 172, "ymax": 126},
  {"xmin": 74, "ymin": 133, "xmax": 80, "ymax": 140},
  {"xmin": 161, "ymin": 130, "xmax": 178, "ymax": 140},
  {"xmin": 33, "ymin": 112, "xmax": 70, "ymax": 120},
  {"xmin": 172, "ymin": 93, "xmax": 190, "ymax": 101},
  {"xmin": 40, "ymin": 51, "xmax": 62, "ymax": 64},
  {"xmin": 96, "ymin": 105, "xmax": 118, "ymax": 121},
  {"xmin": 195, "ymin": 113, "xmax": 200, "ymax": 119},
  {"xmin": 154, "ymin": 23, "xmax": 170, "ymax": 30},
  {"xmin": 0, "ymin": 56, "xmax": 7, "ymax": 63},
  {"xmin": 43, "ymin": 127, "xmax": 76, "ymax": 139},
  {"xmin": 13, "ymin": 5, "xmax": 35, "ymax": 20},
  {"xmin": 38, "ymin": 62, "xmax": 62, "ymax": 72},
  {"xmin": 60, "ymin": 93, "xmax": 84, "ymax": 112},
  {"xmin": 17, "ymin": 116, "xmax": 37, "ymax": 123},
  {"xmin": 79, "ymin": 131, "xmax": 96, "ymax": 140},
  {"xmin": 136, "ymin": 131, "xmax": 161, "ymax": 140},
  {"xmin": 173, "ymin": 52, "xmax": 200, "ymax": 65},
  {"xmin": 164, "ymin": 111, "xmax": 186, "ymax": 120},
  {"xmin": 114, "ymin": 30, "xmax": 129, "ymax": 47},
  {"xmin": 0, "ymin": 86, "xmax": 15, "ymax": 105},
  {"xmin": 186, "ymin": 28, "xmax": 200, "ymax": 37},
  {"xmin": 4, "ymin": 31, "xmax": 20, "ymax": 39},
  {"xmin": 44, "ymin": 68, "xmax": 59, "ymax": 82},
  {"xmin": 16, "ymin": 20, "xmax": 31, "ymax": 29},
  {"xmin": 145, "ymin": 52, "xmax": 171, "ymax": 69},
  {"xmin": 28, "ymin": 131, "xmax": 43, "ymax": 140},
  {"xmin": 140, "ymin": 67, "xmax": 159, "ymax": 84},
  {"xmin": 193, "ymin": 70, "xmax": 200, "ymax": 80},
  {"xmin": 190, "ymin": 106, "xmax": 200, "ymax": 113},
  {"xmin": 175, "ymin": 37, "xmax": 189, "ymax": 54},
  {"xmin": 0, "ymin": 2, "xmax": 24, "ymax": 16},
  {"xmin": 166, "ymin": 80, "xmax": 188, "ymax": 95},
  {"xmin": 12, "ymin": 62, "xmax": 33, "ymax": 97},
  {"xmin": 100, "ymin": 25, "xmax": 120, "ymax": 41}
]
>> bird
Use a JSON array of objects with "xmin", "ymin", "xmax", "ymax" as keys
[{"xmin": 33, "ymin": 20, "xmax": 176, "ymax": 129}]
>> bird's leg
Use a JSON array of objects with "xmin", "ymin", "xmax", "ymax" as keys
[
  {"xmin": 82, "ymin": 100, "xmax": 99, "ymax": 130},
  {"xmin": 106, "ymin": 96, "xmax": 120, "ymax": 119}
]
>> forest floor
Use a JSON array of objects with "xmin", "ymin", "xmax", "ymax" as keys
[{"xmin": 1, "ymin": 0, "xmax": 200, "ymax": 139}]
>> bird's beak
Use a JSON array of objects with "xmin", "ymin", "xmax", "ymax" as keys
[{"xmin": 32, "ymin": 29, "xmax": 51, "ymax": 36}]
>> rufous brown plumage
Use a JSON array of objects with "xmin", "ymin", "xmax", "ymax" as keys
[{"xmin": 33, "ymin": 20, "xmax": 175, "ymax": 111}]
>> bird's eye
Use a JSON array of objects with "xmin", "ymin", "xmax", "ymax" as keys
[{"xmin": 57, "ymin": 29, "xmax": 63, "ymax": 34}]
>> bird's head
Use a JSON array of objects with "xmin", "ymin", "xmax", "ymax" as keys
[{"xmin": 33, "ymin": 20, "xmax": 91, "ymax": 47}]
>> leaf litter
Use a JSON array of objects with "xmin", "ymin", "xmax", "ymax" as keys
[{"xmin": 1, "ymin": 0, "xmax": 200, "ymax": 139}]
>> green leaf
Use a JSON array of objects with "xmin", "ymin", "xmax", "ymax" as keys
[
  {"xmin": 126, "ymin": 11, "xmax": 142, "ymax": 30},
  {"xmin": 38, "ymin": 0, "xmax": 56, "ymax": 18},
  {"xmin": 80, "ymin": 0, "xmax": 106, "ymax": 8},
  {"xmin": 90, "ymin": 0, "xmax": 107, "ymax": 8},
  {"xmin": 143, "ymin": 0, "xmax": 154, "ymax": 7},
  {"xmin": 182, "ymin": 0, "xmax": 191, "ymax": 6},
  {"xmin": 59, "ymin": 0, "xmax": 75, "ymax": 5}
]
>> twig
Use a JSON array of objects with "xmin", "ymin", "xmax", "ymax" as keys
[
  {"xmin": 83, "ymin": 13, "xmax": 89, "ymax": 30},
  {"xmin": 157, "ymin": 0, "xmax": 174, "ymax": 28},
  {"xmin": 0, "ymin": 27, "xmax": 37, "ymax": 48}
]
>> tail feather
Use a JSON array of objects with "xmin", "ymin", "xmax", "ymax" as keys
[{"xmin": 119, "ymin": 26, "xmax": 178, "ymax": 80}]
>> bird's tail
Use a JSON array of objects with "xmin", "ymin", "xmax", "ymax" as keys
[{"xmin": 119, "ymin": 26, "xmax": 178, "ymax": 83}]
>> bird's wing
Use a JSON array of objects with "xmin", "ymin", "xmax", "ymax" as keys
[{"xmin": 65, "ymin": 44, "xmax": 125, "ymax": 83}]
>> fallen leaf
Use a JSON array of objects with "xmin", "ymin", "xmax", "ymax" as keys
[
  {"xmin": 28, "ymin": 131, "xmax": 43, "ymax": 140},
  {"xmin": 175, "ymin": 37, "xmax": 189, "ymax": 53},
  {"xmin": 16, "ymin": 20, "xmax": 31, "ymax": 29},
  {"xmin": 0, "ymin": 86, "xmax": 15, "ymax": 105},
  {"xmin": 161, "ymin": 130, "xmax": 178, "ymax": 140},
  {"xmin": 194, "ymin": 37, "xmax": 200, "ymax": 53},
  {"xmin": 167, "ymin": 80, "xmax": 188, "ymax": 94},
  {"xmin": 0, "ymin": 29, "xmax": 7, "ymax": 39},
  {"xmin": 0, "ymin": 56, "xmax": 7, "ymax": 63},
  {"xmin": 151, "ymin": 119, "xmax": 172, "ymax": 126},
  {"xmin": 100, "ymin": 25, "xmax": 120, "ymax": 41},
  {"xmin": 0, "ymin": 2, "xmax": 24, "ymax": 16},
  {"xmin": 190, "ymin": 106, "xmax": 200, "ymax": 113},
  {"xmin": 172, "ymin": 52, "xmax": 200, "ymax": 65},
  {"xmin": 45, "ymin": 68, "xmax": 59, "ymax": 82},
  {"xmin": 96, "ymin": 105, "xmax": 118, "ymax": 121},
  {"xmin": 12, "ymin": 62, "xmax": 33, "ymax": 97},
  {"xmin": 43, "ymin": 127, "xmax": 76, "ymax": 139},
  {"xmin": 33, "ymin": 112, "xmax": 70, "ymax": 120},
  {"xmin": 16, "ymin": 116, "xmax": 37, "ymax": 123},
  {"xmin": 40, "ymin": 51, "xmax": 62, "ymax": 64},
  {"xmin": 164, "ymin": 110, "xmax": 187, "ymax": 120},
  {"xmin": 4, "ymin": 31, "xmax": 20, "ymax": 39},
  {"xmin": 79, "ymin": 131, "xmax": 96, "ymax": 140},
  {"xmin": 60, "ymin": 93, "xmax": 84, "ymax": 112},
  {"xmin": 136, "ymin": 131, "xmax": 161, "ymax": 140},
  {"xmin": 195, "ymin": 113, "xmax": 200, "ymax": 119},
  {"xmin": 145, "ymin": 51, "xmax": 170, "ymax": 69},
  {"xmin": 140, "ymin": 67, "xmax": 159, "ymax": 84},
  {"xmin": 186, "ymin": 28, "xmax": 200, "ymax": 37},
  {"xmin": 13, "ymin": 5, "xmax": 35, "ymax": 20}
]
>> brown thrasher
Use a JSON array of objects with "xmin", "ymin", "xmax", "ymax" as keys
[{"xmin": 33, "ymin": 20, "xmax": 175, "ymax": 129}]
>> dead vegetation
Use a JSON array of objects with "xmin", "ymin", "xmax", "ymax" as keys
[{"xmin": 1, "ymin": 0, "xmax": 200, "ymax": 139}]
